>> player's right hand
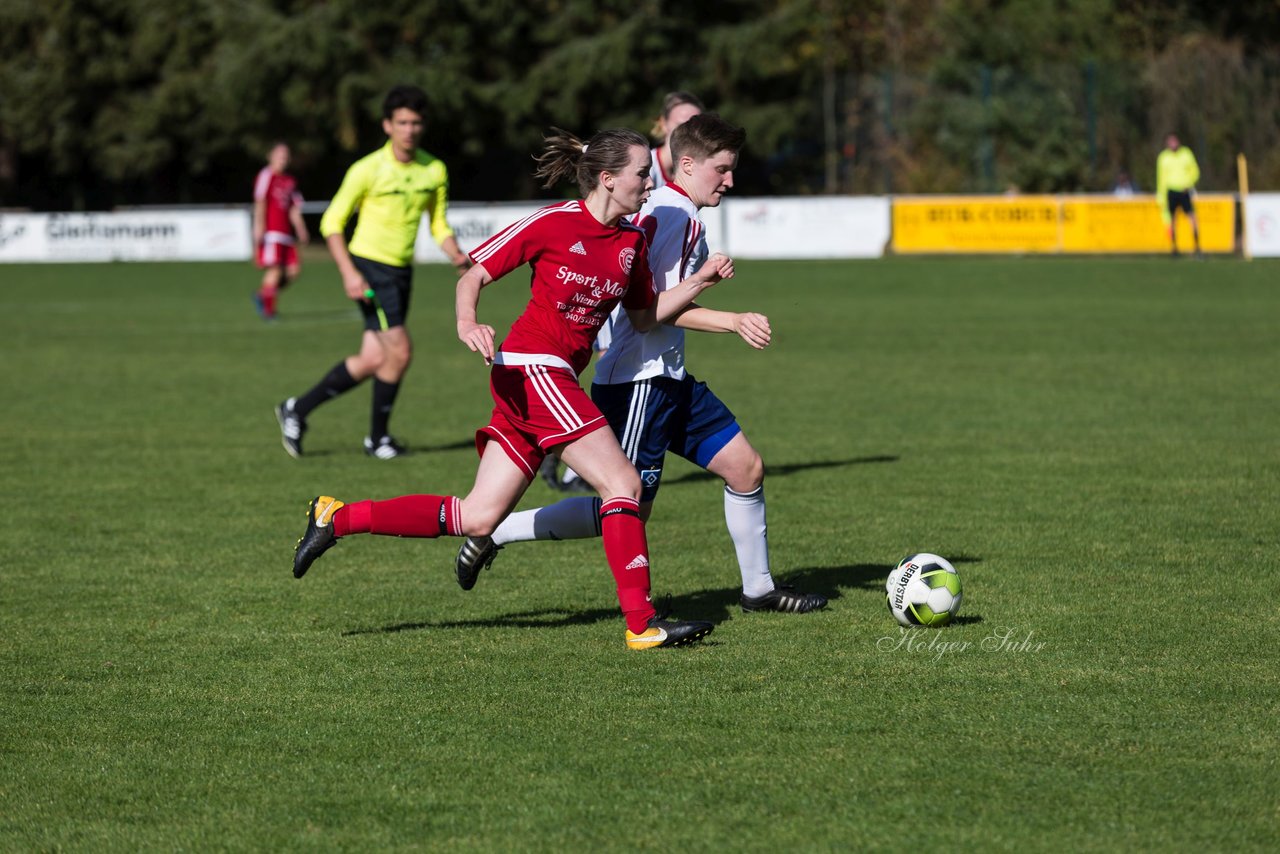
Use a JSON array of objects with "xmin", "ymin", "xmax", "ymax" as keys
[
  {"xmin": 697, "ymin": 252, "xmax": 735, "ymax": 287},
  {"xmin": 342, "ymin": 269, "xmax": 370, "ymax": 301},
  {"xmin": 457, "ymin": 320, "xmax": 496, "ymax": 365}
]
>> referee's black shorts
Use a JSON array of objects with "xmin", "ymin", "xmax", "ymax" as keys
[
  {"xmin": 354, "ymin": 255, "xmax": 413, "ymax": 331},
  {"xmin": 1166, "ymin": 189, "xmax": 1194, "ymax": 217}
]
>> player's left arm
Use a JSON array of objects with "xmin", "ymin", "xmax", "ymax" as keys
[{"xmin": 671, "ymin": 306, "xmax": 771, "ymax": 350}]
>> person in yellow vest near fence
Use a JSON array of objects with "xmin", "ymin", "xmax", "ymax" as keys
[{"xmin": 1155, "ymin": 133, "xmax": 1201, "ymax": 257}]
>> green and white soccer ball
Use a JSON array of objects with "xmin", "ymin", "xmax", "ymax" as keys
[{"xmin": 886, "ymin": 553, "xmax": 962, "ymax": 627}]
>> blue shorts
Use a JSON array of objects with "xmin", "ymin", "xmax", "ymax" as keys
[{"xmin": 591, "ymin": 375, "xmax": 741, "ymax": 502}]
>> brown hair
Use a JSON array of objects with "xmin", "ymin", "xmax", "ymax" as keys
[
  {"xmin": 533, "ymin": 127, "xmax": 650, "ymax": 192},
  {"xmin": 669, "ymin": 114, "xmax": 746, "ymax": 163},
  {"xmin": 649, "ymin": 91, "xmax": 706, "ymax": 139}
]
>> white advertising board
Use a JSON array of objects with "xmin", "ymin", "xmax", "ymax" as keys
[
  {"xmin": 415, "ymin": 202, "xmax": 546, "ymax": 263},
  {"xmin": 720, "ymin": 196, "xmax": 891, "ymax": 259},
  {"xmin": 0, "ymin": 210, "xmax": 251, "ymax": 262},
  {"xmin": 1243, "ymin": 193, "xmax": 1280, "ymax": 258},
  {"xmin": 417, "ymin": 197, "xmax": 891, "ymax": 263}
]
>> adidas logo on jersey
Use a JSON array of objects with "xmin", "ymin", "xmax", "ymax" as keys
[
  {"xmin": 625, "ymin": 554, "xmax": 650, "ymax": 571},
  {"xmin": 569, "ymin": 241, "xmax": 587, "ymax": 255}
]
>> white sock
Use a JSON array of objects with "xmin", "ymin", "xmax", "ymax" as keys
[
  {"xmin": 492, "ymin": 497, "xmax": 601, "ymax": 546},
  {"xmin": 725, "ymin": 485, "xmax": 774, "ymax": 597},
  {"xmin": 561, "ymin": 464, "xmax": 581, "ymax": 484}
]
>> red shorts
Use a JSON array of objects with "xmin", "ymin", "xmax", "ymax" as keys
[
  {"xmin": 256, "ymin": 240, "xmax": 299, "ymax": 270},
  {"xmin": 476, "ymin": 364, "xmax": 608, "ymax": 479}
]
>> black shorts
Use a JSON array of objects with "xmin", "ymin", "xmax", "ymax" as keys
[
  {"xmin": 354, "ymin": 255, "xmax": 412, "ymax": 331},
  {"xmin": 1166, "ymin": 190, "xmax": 1194, "ymax": 216}
]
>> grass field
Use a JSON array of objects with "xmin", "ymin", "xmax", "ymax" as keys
[{"xmin": 2, "ymin": 256, "xmax": 1278, "ymax": 850}]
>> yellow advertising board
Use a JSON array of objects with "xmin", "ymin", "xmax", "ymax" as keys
[
  {"xmin": 1059, "ymin": 195, "xmax": 1235, "ymax": 253},
  {"xmin": 892, "ymin": 194, "xmax": 1235, "ymax": 254},
  {"xmin": 892, "ymin": 196, "xmax": 1061, "ymax": 254}
]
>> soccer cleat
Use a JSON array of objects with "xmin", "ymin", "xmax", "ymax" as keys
[
  {"xmin": 294, "ymin": 495, "xmax": 345, "ymax": 578},
  {"xmin": 561, "ymin": 474, "xmax": 595, "ymax": 493},
  {"xmin": 364, "ymin": 435, "xmax": 407, "ymax": 460},
  {"xmin": 740, "ymin": 585, "xmax": 828, "ymax": 614},
  {"xmin": 538, "ymin": 455, "xmax": 562, "ymax": 490},
  {"xmin": 275, "ymin": 398, "xmax": 306, "ymax": 458},
  {"xmin": 252, "ymin": 292, "xmax": 267, "ymax": 319},
  {"xmin": 455, "ymin": 536, "xmax": 502, "ymax": 591},
  {"xmin": 625, "ymin": 616, "xmax": 714, "ymax": 650}
]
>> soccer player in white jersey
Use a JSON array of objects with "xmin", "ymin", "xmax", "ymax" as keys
[
  {"xmin": 457, "ymin": 114, "xmax": 826, "ymax": 615},
  {"xmin": 293, "ymin": 127, "xmax": 734, "ymax": 650}
]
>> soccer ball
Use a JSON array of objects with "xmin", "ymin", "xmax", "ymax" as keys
[{"xmin": 886, "ymin": 553, "xmax": 962, "ymax": 627}]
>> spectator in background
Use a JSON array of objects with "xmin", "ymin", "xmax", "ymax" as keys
[
  {"xmin": 274, "ymin": 85, "xmax": 471, "ymax": 460},
  {"xmin": 1155, "ymin": 133, "xmax": 1201, "ymax": 257},
  {"xmin": 1112, "ymin": 171, "xmax": 1137, "ymax": 197},
  {"xmin": 252, "ymin": 142, "xmax": 308, "ymax": 321},
  {"xmin": 649, "ymin": 91, "xmax": 705, "ymax": 189}
]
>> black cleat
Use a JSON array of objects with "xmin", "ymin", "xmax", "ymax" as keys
[
  {"xmin": 294, "ymin": 496, "xmax": 344, "ymax": 578},
  {"xmin": 626, "ymin": 615, "xmax": 714, "ymax": 649},
  {"xmin": 364, "ymin": 435, "xmax": 407, "ymax": 460},
  {"xmin": 538, "ymin": 455, "xmax": 563, "ymax": 490},
  {"xmin": 276, "ymin": 398, "xmax": 306, "ymax": 458},
  {"xmin": 561, "ymin": 474, "xmax": 595, "ymax": 493},
  {"xmin": 740, "ymin": 585, "xmax": 828, "ymax": 614},
  {"xmin": 455, "ymin": 536, "xmax": 502, "ymax": 591}
]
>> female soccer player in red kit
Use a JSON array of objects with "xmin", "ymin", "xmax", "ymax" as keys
[{"xmin": 293, "ymin": 127, "xmax": 733, "ymax": 649}]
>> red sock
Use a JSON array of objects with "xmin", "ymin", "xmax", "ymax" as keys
[
  {"xmin": 260, "ymin": 287, "xmax": 278, "ymax": 318},
  {"xmin": 332, "ymin": 495, "xmax": 461, "ymax": 538},
  {"xmin": 599, "ymin": 498, "xmax": 655, "ymax": 634}
]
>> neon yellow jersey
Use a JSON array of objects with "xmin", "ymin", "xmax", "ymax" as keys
[
  {"xmin": 1156, "ymin": 146, "xmax": 1200, "ymax": 199},
  {"xmin": 319, "ymin": 141, "xmax": 455, "ymax": 267}
]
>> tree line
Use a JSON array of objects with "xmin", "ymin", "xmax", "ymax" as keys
[{"xmin": 1, "ymin": 0, "xmax": 1276, "ymax": 210}]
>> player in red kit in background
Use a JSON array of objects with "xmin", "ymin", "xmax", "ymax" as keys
[
  {"xmin": 292, "ymin": 127, "xmax": 733, "ymax": 649},
  {"xmin": 252, "ymin": 142, "xmax": 308, "ymax": 321}
]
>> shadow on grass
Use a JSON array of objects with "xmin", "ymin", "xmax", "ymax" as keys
[
  {"xmin": 410, "ymin": 438, "xmax": 477, "ymax": 453},
  {"xmin": 299, "ymin": 437, "xmax": 475, "ymax": 459},
  {"xmin": 342, "ymin": 606, "xmax": 620, "ymax": 636},
  {"xmin": 344, "ymin": 553, "xmax": 982, "ymax": 635},
  {"xmin": 661, "ymin": 454, "xmax": 898, "ymax": 487},
  {"xmin": 668, "ymin": 562, "xmax": 888, "ymax": 621}
]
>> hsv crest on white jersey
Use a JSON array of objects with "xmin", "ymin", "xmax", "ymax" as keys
[
  {"xmin": 594, "ymin": 184, "xmax": 706, "ymax": 384},
  {"xmin": 469, "ymin": 200, "xmax": 655, "ymax": 377}
]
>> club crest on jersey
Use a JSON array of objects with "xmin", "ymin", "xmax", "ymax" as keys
[{"xmin": 618, "ymin": 247, "xmax": 635, "ymax": 275}]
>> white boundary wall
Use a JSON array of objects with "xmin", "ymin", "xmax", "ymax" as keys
[
  {"xmin": 415, "ymin": 196, "xmax": 892, "ymax": 262},
  {"xmin": 1243, "ymin": 193, "xmax": 1280, "ymax": 258},
  {"xmin": 0, "ymin": 210, "xmax": 251, "ymax": 262}
]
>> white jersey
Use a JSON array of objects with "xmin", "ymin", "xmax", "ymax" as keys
[{"xmin": 594, "ymin": 184, "xmax": 706, "ymax": 384}]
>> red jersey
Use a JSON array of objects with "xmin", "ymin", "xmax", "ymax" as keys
[
  {"xmin": 254, "ymin": 167, "xmax": 303, "ymax": 240},
  {"xmin": 470, "ymin": 200, "xmax": 655, "ymax": 376}
]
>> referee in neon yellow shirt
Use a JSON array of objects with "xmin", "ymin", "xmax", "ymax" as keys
[
  {"xmin": 1156, "ymin": 133, "xmax": 1201, "ymax": 257},
  {"xmin": 276, "ymin": 85, "xmax": 471, "ymax": 460}
]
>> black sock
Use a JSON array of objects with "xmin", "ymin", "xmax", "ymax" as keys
[
  {"xmin": 294, "ymin": 362, "xmax": 359, "ymax": 417},
  {"xmin": 371, "ymin": 379, "xmax": 401, "ymax": 439}
]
